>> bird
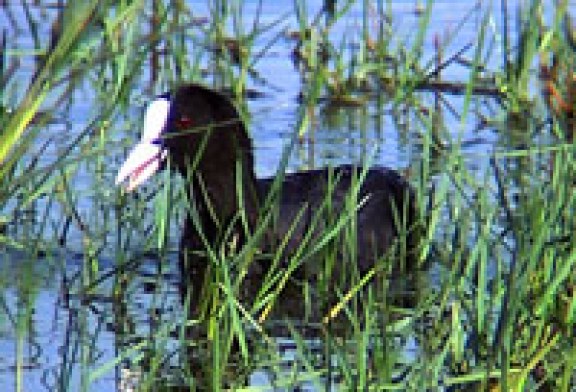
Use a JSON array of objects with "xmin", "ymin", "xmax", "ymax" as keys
[{"xmin": 116, "ymin": 83, "xmax": 421, "ymax": 322}]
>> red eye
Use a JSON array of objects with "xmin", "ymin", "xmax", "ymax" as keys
[{"xmin": 175, "ymin": 116, "xmax": 194, "ymax": 129}]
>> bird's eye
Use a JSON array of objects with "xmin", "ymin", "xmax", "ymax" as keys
[
  {"xmin": 175, "ymin": 116, "xmax": 194, "ymax": 129},
  {"xmin": 151, "ymin": 138, "xmax": 163, "ymax": 146}
]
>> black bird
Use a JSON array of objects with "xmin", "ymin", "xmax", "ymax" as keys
[{"xmin": 116, "ymin": 83, "xmax": 421, "ymax": 320}]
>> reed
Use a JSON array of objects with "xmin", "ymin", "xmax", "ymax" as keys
[{"xmin": 0, "ymin": 0, "xmax": 574, "ymax": 391}]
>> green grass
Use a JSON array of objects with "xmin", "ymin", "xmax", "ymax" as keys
[{"xmin": 0, "ymin": 0, "xmax": 575, "ymax": 391}]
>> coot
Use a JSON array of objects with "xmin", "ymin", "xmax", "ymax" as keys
[{"xmin": 116, "ymin": 83, "xmax": 421, "ymax": 318}]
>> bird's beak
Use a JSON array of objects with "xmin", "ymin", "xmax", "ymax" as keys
[
  {"xmin": 115, "ymin": 96, "xmax": 170, "ymax": 192},
  {"xmin": 115, "ymin": 142, "xmax": 167, "ymax": 192}
]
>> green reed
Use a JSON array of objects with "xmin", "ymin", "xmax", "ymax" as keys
[{"xmin": 0, "ymin": 0, "xmax": 575, "ymax": 391}]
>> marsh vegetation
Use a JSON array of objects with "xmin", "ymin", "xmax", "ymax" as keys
[{"xmin": 0, "ymin": 0, "xmax": 575, "ymax": 390}]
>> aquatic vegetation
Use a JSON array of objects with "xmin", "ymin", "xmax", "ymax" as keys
[{"xmin": 0, "ymin": 0, "xmax": 574, "ymax": 391}]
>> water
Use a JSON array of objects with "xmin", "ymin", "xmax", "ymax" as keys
[{"xmin": 0, "ymin": 0, "xmax": 570, "ymax": 390}]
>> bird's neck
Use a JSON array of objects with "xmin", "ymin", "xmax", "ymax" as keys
[{"xmin": 182, "ymin": 153, "xmax": 260, "ymax": 245}]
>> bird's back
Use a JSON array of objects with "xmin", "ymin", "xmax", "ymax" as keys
[{"xmin": 255, "ymin": 165, "xmax": 419, "ymax": 276}]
